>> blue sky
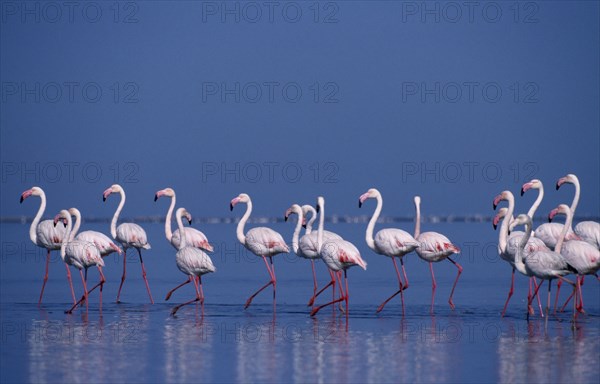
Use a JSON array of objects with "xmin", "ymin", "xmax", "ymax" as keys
[{"xmin": 1, "ymin": 1, "xmax": 598, "ymax": 220}]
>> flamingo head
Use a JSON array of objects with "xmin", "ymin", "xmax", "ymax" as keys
[
  {"xmin": 548, "ymin": 204, "xmax": 570, "ymax": 222},
  {"xmin": 493, "ymin": 190, "xmax": 512, "ymax": 210},
  {"xmin": 154, "ymin": 187, "xmax": 175, "ymax": 202},
  {"xmin": 301, "ymin": 205, "xmax": 315, "ymax": 228},
  {"xmin": 509, "ymin": 214, "xmax": 530, "ymax": 233},
  {"xmin": 103, "ymin": 184, "xmax": 122, "ymax": 202},
  {"xmin": 20, "ymin": 186, "xmax": 42, "ymax": 203},
  {"xmin": 493, "ymin": 207, "xmax": 508, "ymax": 230},
  {"xmin": 53, "ymin": 210, "xmax": 70, "ymax": 228},
  {"xmin": 521, "ymin": 179, "xmax": 541, "ymax": 196},
  {"xmin": 414, "ymin": 196, "xmax": 421, "ymax": 206},
  {"xmin": 315, "ymin": 196, "xmax": 325, "ymax": 213},
  {"xmin": 176, "ymin": 207, "xmax": 192, "ymax": 225},
  {"xmin": 284, "ymin": 204, "xmax": 301, "ymax": 222},
  {"xmin": 556, "ymin": 174, "xmax": 578, "ymax": 190},
  {"xmin": 358, "ymin": 188, "xmax": 379, "ymax": 208},
  {"xmin": 230, "ymin": 193, "xmax": 249, "ymax": 211}
]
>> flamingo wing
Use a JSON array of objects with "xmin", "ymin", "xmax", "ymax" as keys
[
  {"xmin": 245, "ymin": 227, "xmax": 289, "ymax": 257},
  {"xmin": 117, "ymin": 223, "xmax": 150, "ymax": 249},
  {"xmin": 374, "ymin": 228, "xmax": 419, "ymax": 256},
  {"xmin": 574, "ymin": 221, "xmax": 600, "ymax": 249},
  {"xmin": 176, "ymin": 247, "xmax": 216, "ymax": 276},
  {"xmin": 36, "ymin": 220, "xmax": 67, "ymax": 250}
]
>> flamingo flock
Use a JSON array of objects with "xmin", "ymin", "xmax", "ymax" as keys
[{"xmin": 17, "ymin": 173, "xmax": 599, "ymax": 319}]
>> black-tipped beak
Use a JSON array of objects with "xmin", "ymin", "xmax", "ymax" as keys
[
  {"xmin": 520, "ymin": 188, "xmax": 525, "ymax": 196},
  {"xmin": 507, "ymin": 229, "xmax": 511, "ymax": 236},
  {"xmin": 548, "ymin": 216, "xmax": 553, "ymax": 223},
  {"xmin": 302, "ymin": 224, "xmax": 307, "ymax": 229},
  {"xmin": 284, "ymin": 216, "xmax": 288, "ymax": 222},
  {"xmin": 154, "ymin": 194, "xmax": 158, "ymax": 202},
  {"xmin": 493, "ymin": 202, "xmax": 497, "ymax": 210},
  {"xmin": 493, "ymin": 223, "xmax": 498, "ymax": 230},
  {"xmin": 315, "ymin": 205, "xmax": 320, "ymax": 213},
  {"xmin": 188, "ymin": 218, "xmax": 192, "ymax": 225},
  {"xmin": 53, "ymin": 221, "xmax": 57, "ymax": 227},
  {"xmin": 555, "ymin": 183, "xmax": 560, "ymax": 190},
  {"xmin": 103, "ymin": 196, "xmax": 107, "ymax": 202},
  {"xmin": 20, "ymin": 196, "xmax": 24, "ymax": 203},
  {"xmin": 358, "ymin": 200, "xmax": 362, "ymax": 208},
  {"xmin": 230, "ymin": 203, "xmax": 234, "ymax": 211}
]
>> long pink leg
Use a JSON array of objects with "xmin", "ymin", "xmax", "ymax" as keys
[
  {"xmin": 270, "ymin": 257, "xmax": 276, "ymax": 308},
  {"xmin": 244, "ymin": 257, "xmax": 275, "ymax": 309},
  {"xmin": 171, "ymin": 275, "xmax": 202, "ymax": 316},
  {"xmin": 80, "ymin": 269, "xmax": 89, "ymax": 311},
  {"xmin": 308, "ymin": 269, "xmax": 336, "ymax": 307},
  {"xmin": 447, "ymin": 257, "xmax": 462, "ymax": 310},
  {"xmin": 116, "ymin": 249, "xmax": 127, "ymax": 303},
  {"xmin": 553, "ymin": 279, "xmax": 563, "ymax": 313},
  {"xmin": 376, "ymin": 258, "xmax": 405, "ymax": 314},
  {"xmin": 66, "ymin": 267, "xmax": 106, "ymax": 313},
  {"xmin": 400, "ymin": 258, "xmax": 409, "ymax": 290},
  {"xmin": 137, "ymin": 248, "xmax": 154, "ymax": 304},
  {"xmin": 310, "ymin": 271, "xmax": 345, "ymax": 316},
  {"xmin": 308, "ymin": 260, "xmax": 318, "ymax": 307},
  {"xmin": 527, "ymin": 279, "xmax": 545, "ymax": 321},
  {"xmin": 501, "ymin": 268, "xmax": 515, "ymax": 317},
  {"xmin": 344, "ymin": 270, "xmax": 349, "ymax": 317},
  {"xmin": 532, "ymin": 278, "xmax": 543, "ymax": 316},
  {"xmin": 38, "ymin": 250, "xmax": 51, "ymax": 305},
  {"xmin": 64, "ymin": 264, "xmax": 77, "ymax": 305},
  {"xmin": 165, "ymin": 277, "xmax": 192, "ymax": 301},
  {"xmin": 429, "ymin": 263, "xmax": 437, "ymax": 314},
  {"xmin": 561, "ymin": 275, "xmax": 585, "ymax": 313},
  {"xmin": 527, "ymin": 278, "xmax": 534, "ymax": 315}
]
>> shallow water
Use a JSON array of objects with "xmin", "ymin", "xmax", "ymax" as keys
[{"xmin": 1, "ymin": 222, "xmax": 599, "ymax": 383}]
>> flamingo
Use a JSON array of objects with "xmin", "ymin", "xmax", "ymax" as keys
[
  {"xmin": 310, "ymin": 196, "xmax": 367, "ymax": 317},
  {"xmin": 230, "ymin": 193, "xmax": 289, "ymax": 309},
  {"xmin": 548, "ymin": 204, "xmax": 600, "ymax": 313},
  {"xmin": 103, "ymin": 184, "xmax": 154, "ymax": 304},
  {"xmin": 521, "ymin": 179, "xmax": 578, "ymax": 249},
  {"xmin": 154, "ymin": 188, "xmax": 213, "ymax": 252},
  {"xmin": 168, "ymin": 208, "xmax": 216, "ymax": 316},
  {"xmin": 20, "ymin": 186, "xmax": 76, "ymax": 305},
  {"xmin": 359, "ymin": 188, "xmax": 419, "ymax": 314},
  {"xmin": 68, "ymin": 208, "xmax": 122, "ymax": 257},
  {"xmin": 284, "ymin": 204, "xmax": 341, "ymax": 307},
  {"xmin": 556, "ymin": 174, "xmax": 600, "ymax": 249},
  {"xmin": 508, "ymin": 214, "xmax": 577, "ymax": 320},
  {"xmin": 414, "ymin": 196, "xmax": 462, "ymax": 313},
  {"xmin": 493, "ymin": 191, "xmax": 546, "ymax": 317},
  {"xmin": 53, "ymin": 210, "xmax": 106, "ymax": 314}
]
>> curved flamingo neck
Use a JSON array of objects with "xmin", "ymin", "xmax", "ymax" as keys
[
  {"xmin": 499, "ymin": 194, "xmax": 515, "ymax": 254},
  {"xmin": 304, "ymin": 206, "xmax": 317, "ymax": 234},
  {"xmin": 555, "ymin": 208, "xmax": 574, "ymax": 253},
  {"xmin": 70, "ymin": 209, "xmax": 81, "ymax": 241},
  {"xmin": 164, "ymin": 194, "xmax": 176, "ymax": 242},
  {"xmin": 317, "ymin": 199, "xmax": 325, "ymax": 252},
  {"xmin": 236, "ymin": 199, "xmax": 252, "ymax": 246},
  {"xmin": 527, "ymin": 183, "xmax": 544, "ymax": 219},
  {"xmin": 175, "ymin": 209, "xmax": 186, "ymax": 248},
  {"xmin": 514, "ymin": 218, "xmax": 531, "ymax": 275},
  {"xmin": 414, "ymin": 199, "xmax": 421, "ymax": 238},
  {"xmin": 29, "ymin": 191, "xmax": 46, "ymax": 245},
  {"xmin": 569, "ymin": 178, "xmax": 580, "ymax": 217},
  {"xmin": 110, "ymin": 188, "xmax": 126, "ymax": 239},
  {"xmin": 60, "ymin": 214, "xmax": 72, "ymax": 262},
  {"xmin": 365, "ymin": 193, "xmax": 382, "ymax": 251},
  {"xmin": 291, "ymin": 208, "xmax": 303, "ymax": 255}
]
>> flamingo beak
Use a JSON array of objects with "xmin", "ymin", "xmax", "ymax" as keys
[
  {"xmin": 556, "ymin": 177, "xmax": 567, "ymax": 190},
  {"xmin": 230, "ymin": 197, "xmax": 240, "ymax": 211},
  {"xmin": 20, "ymin": 189, "xmax": 32, "ymax": 203},
  {"xmin": 548, "ymin": 209, "xmax": 558, "ymax": 222},
  {"xmin": 492, "ymin": 195, "xmax": 502, "ymax": 210},
  {"xmin": 102, "ymin": 188, "xmax": 112, "ymax": 202},
  {"xmin": 154, "ymin": 194, "xmax": 159, "ymax": 202}
]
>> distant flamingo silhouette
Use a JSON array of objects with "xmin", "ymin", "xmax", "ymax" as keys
[
  {"xmin": 103, "ymin": 184, "xmax": 154, "ymax": 304},
  {"xmin": 359, "ymin": 188, "xmax": 419, "ymax": 314},
  {"xmin": 230, "ymin": 193, "xmax": 289, "ymax": 310},
  {"xmin": 168, "ymin": 208, "xmax": 216, "ymax": 316},
  {"xmin": 414, "ymin": 196, "xmax": 462, "ymax": 313},
  {"xmin": 20, "ymin": 186, "xmax": 75, "ymax": 305}
]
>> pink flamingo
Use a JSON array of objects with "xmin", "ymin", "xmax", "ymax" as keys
[
  {"xmin": 20, "ymin": 186, "xmax": 76, "ymax": 305},
  {"xmin": 310, "ymin": 196, "xmax": 367, "ymax": 317},
  {"xmin": 359, "ymin": 188, "xmax": 419, "ymax": 314},
  {"xmin": 300, "ymin": 204, "xmax": 341, "ymax": 306},
  {"xmin": 414, "ymin": 196, "xmax": 462, "ymax": 313},
  {"xmin": 230, "ymin": 193, "xmax": 289, "ymax": 309},
  {"xmin": 549, "ymin": 204, "xmax": 600, "ymax": 313},
  {"xmin": 68, "ymin": 208, "xmax": 122, "ymax": 257},
  {"xmin": 53, "ymin": 210, "xmax": 105, "ymax": 314},
  {"xmin": 556, "ymin": 174, "xmax": 599, "ymax": 249},
  {"xmin": 521, "ymin": 179, "xmax": 578, "ymax": 249},
  {"xmin": 103, "ymin": 184, "xmax": 154, "ymax": 304},
  {"xmin": 508, "ymin": 214, "xmax": 577, "ymax": 320},
  {"xmin": 168, "ymin": 208, "xmax": 216, "ymax": 316},
  {"xmin": 493, "ymin": 191, "xmax": 546, "ymax": 317},
  {"xmin": 154, "ymin": 188, "xmax": 213, "ymax": 252},
  {"xmin": 284, "ymin": 204, "xmax": 341, "ymax": 308}
]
